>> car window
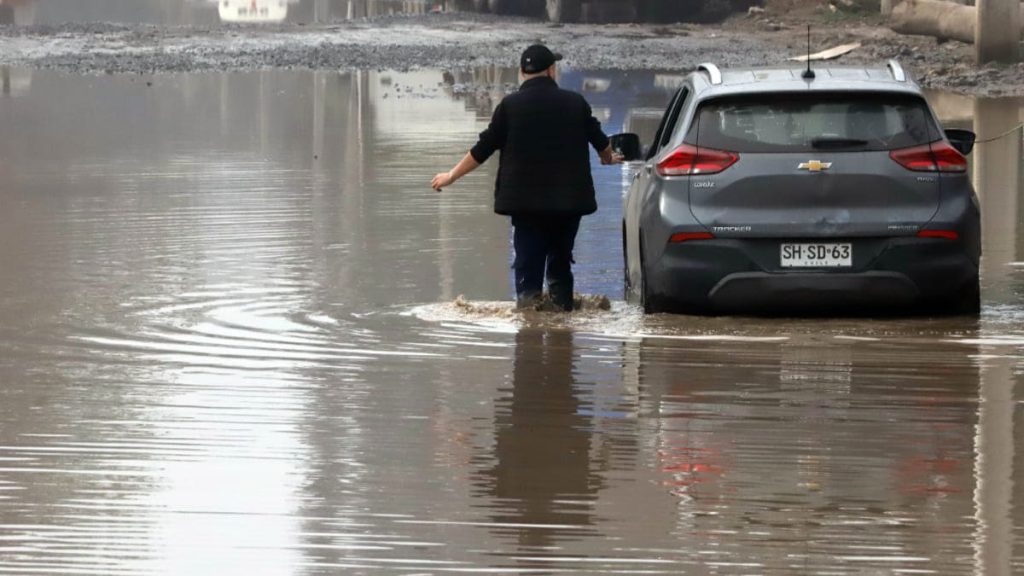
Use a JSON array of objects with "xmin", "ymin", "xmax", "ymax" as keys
[
  {"xmin": 646, "ymin": 88, "xmax": 682, "ymax": 161},
  {"xmin": 646, "ymin": 87, "xmax": 690, "ymax": 160},
  {"xmin": 658, "ymin": 88, "xmax": 690, "ymax": 150},
  {"xmin": 687, "ymin": 92, "xmax": 939, "ymax": 153}
]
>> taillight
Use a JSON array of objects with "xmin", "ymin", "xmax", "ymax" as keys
[
  {"xmin": 669, "ymin": 232, "xmax": 715, "ymax": 243},
  {"xmin": 917, "ymin": 229, "xmax": 959, "ymax": 240},
  {"xmin": 657, "ymin": 144, "xmax": 739, "ymax": 177},
  {"xmin": 890, "ymin": 141, "xmax": 967, "ymax": 173}
]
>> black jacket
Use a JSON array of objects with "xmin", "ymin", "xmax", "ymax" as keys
[{"xmin": 470, "ymin": 76, "xmax": 609, "ymax": 216}]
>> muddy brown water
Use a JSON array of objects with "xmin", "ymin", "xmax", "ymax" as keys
[{"xmin": 1, "ymin": 68, "xmax": 1023, "ymax": 574}]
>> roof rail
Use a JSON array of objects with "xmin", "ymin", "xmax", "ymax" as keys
[
  {"xmin": 697, "ymin": 63, "xmax": 722, "ymax": 85},
  {"xmin": 887, "ymin": 60, "xmax": 906, "ymax": 82}
]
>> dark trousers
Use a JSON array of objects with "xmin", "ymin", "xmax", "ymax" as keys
[{"xmin": 511, "ymin": 214, "xmax": 582, "ymax": 311}]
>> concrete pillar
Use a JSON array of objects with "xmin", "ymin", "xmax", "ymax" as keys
[
  {"xmin": 313, "ymin": 72, "xmax": 324, "ymax": 163},
  {"xmin": 546, "ymin": 0, "xmax": 581, "ymax": 22},
  {"xmin": 347, "ymin": 0, "xmax": 367, "ymax": 19},
  {"xmin": 976, "ymin": 0, "xmax": 1020, "ymax": 64},
  {"xmin": 218, "ymin": 73, "xmax": 230, "ymax": 136}
]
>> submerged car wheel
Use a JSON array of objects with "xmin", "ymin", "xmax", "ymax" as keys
[
  {"xmin": 622, "ymin": 221, "xmax": 631, "ymax": 295},
  {"xmin": 638, "ymin": 234, "xmax": 657, "ymax": 314}
]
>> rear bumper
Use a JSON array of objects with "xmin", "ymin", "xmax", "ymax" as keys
[
  {"xmin": 708, "ymin": 271, "xmax": 919, "ymax": 312},
  {"xmin": 647, "ymin": 237, "xmax": 979, "ymax": 315}
]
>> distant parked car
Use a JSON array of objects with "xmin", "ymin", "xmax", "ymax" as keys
[{"xmin": 615, "ymin": 61, "xmax": 981, "ymax": 315}]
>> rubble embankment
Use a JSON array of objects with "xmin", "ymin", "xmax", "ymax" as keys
[{"xmin": 0, "ymin": 11, "xmax": 1018, "ymax": 95}]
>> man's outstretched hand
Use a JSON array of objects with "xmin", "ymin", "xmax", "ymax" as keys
[
  {"xmin": 431, "ymin": 154, "xmax": 481, "ymax": 192},
  {"xmin": 602, "ymin": 152, "xmax": 626, "ymax": 165},
  {"xmin": 600, "ymin": 145, "xmax": 625, "ymax": 166},
  {"xmin": 431, "ymin": 171, "xmax": 454, "ymax": 192}
]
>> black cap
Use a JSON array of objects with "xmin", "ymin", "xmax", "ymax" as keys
[{"xmin": 520, "ymin": 44, "xmax": 563, "ymax": 74}]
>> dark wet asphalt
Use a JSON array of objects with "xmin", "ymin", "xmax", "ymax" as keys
[{"xmin": 0, "ymin": 67, "xmax": 1022, "ymax": 574}]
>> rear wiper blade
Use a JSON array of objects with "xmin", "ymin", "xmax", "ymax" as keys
[{"xmin": 810, "ymin": 137, "xmax": 870, "ymax": 149}]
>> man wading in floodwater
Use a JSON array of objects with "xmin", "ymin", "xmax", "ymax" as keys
[{"xmin": 431, "ymin": 44, "xmax": 623, "ymax": 312}]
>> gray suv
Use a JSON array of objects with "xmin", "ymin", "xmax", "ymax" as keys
[{"xmin": 617, "ymin": 61, "xmax": 981, "ymax": 315}]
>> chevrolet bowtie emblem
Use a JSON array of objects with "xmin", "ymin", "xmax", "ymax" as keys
[{"xmin": 798, "ymin": 160, "xmax": 833, "ymax": 172}]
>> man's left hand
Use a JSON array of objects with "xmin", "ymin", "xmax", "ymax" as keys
[{"xmin": 599, "ymin": 146, "xmax": 625, "ymax": 165}]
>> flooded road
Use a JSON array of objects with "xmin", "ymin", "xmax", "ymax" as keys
[{"xmin": 1, "ymin": 68, "xmax": 1023, "ymax": 574}]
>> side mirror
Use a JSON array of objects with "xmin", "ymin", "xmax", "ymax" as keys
[
  {"xmin": 945, "ymin": 128, "xmax": 976, "ymax": 156},
  {"xmin": 609, "ymin": 133, "xmax": 644, "ymax": 161}
]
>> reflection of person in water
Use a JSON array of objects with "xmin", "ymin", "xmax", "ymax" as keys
[{"xmin": 476, "ymin": 329, "xmax": 602, "ymax": 550}]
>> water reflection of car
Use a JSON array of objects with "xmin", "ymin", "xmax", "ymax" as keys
[
  {"xmin": 618, "ymin": 62, "xmax": 982, "ymax": 315},
  {"xmin": 218, "ymin": 0, "xmax": 288, "ymax": 22}
]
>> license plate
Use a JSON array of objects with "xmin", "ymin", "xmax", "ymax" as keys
[{"xmin": 780, "ymin": 243, "xmax": 852, "ymax": 267}]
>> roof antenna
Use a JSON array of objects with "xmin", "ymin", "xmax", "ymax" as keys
[{"xmin": 801, "ymin": 24, "xmax": 815, "ymax": 80}]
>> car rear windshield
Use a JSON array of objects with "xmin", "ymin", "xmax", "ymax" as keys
[{"xmin": 687, "ymin": 92, "xmax": 939, "ymax": 153}]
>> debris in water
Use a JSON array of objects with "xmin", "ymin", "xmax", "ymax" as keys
[
  {"xmin": 515, "ymin": 293, "xmax": 612, "ymax": 312},
  {"xmin": 452, "ymin": 293, "xmax": 611, "ymax": 315},
  {"xmin": 452, "ymin": 295, "xmax": 517, "ymax": 318},
  {"xmin": 575, "ymin": 293, "xmax": 613, "ymax": 311}
]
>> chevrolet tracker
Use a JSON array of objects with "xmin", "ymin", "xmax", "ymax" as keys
[{"xmin": 613, "ymin": 61, "xmax": 981, "ymax": 315}]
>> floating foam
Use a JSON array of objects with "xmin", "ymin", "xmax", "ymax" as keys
[
  {"xmin": 411, "ymin": 294, "xmax": 613, "ymax": 323},
  {"xmin": 450, "ymin": 296, "xmax": 518, "ymax": 319},
  {"xmin": 467, "ymin": 293, "xmax": 612, "ymax": 313},
  {"xmin": 635, "ymin": 333, "xmax": 789, "ymax": 343},
  {"xmin": 944, "ymin": 334, "xmax": 1024, "ymax": 346}
]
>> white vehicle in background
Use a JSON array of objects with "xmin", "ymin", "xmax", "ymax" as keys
[{"xmin": 218, "ymin": 0, "xmax": 289, "ymax": 23}]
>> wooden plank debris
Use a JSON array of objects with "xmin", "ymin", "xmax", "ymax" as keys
[{"xmin": 789, "ymin": 42, "xmax": 862, "ymax": 62}]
